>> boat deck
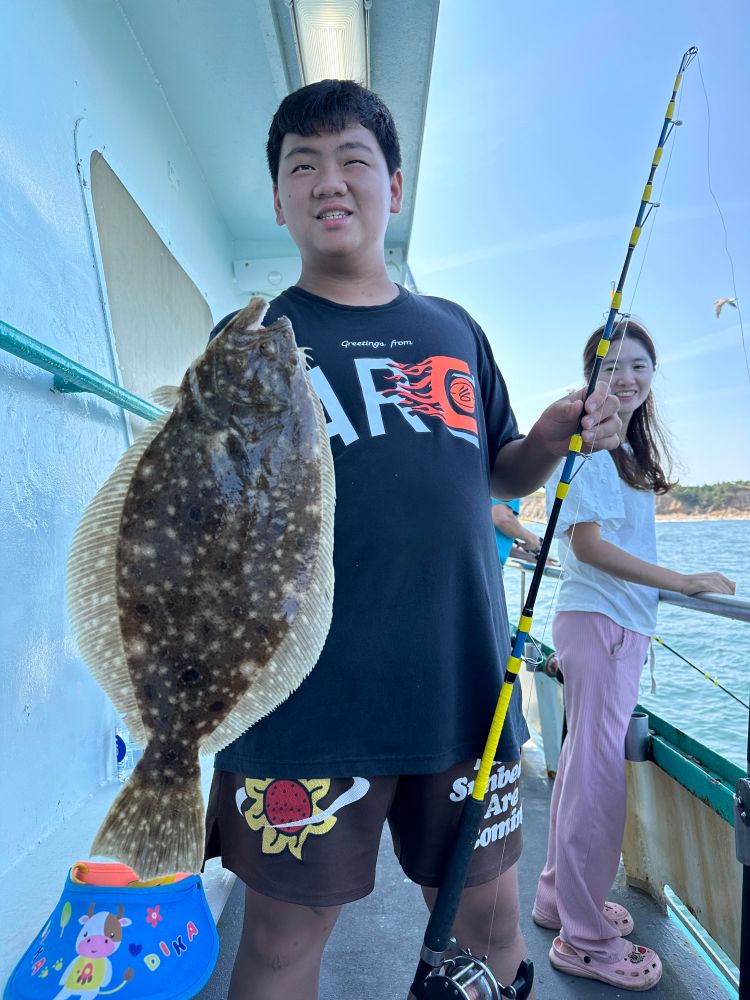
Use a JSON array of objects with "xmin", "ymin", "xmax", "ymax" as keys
[{"xmin": 197, "ymin": 745, "xmax": 730, "ymax": 999}]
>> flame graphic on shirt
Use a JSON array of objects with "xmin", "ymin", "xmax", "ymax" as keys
[{"xmin": 384, "ymin": 356, "xmax": 478, "ymax": 439}]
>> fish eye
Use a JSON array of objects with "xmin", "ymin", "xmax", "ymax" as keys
[{"xmin": 259, "ymin": 340, "xmax": 277, "ymax": 358}]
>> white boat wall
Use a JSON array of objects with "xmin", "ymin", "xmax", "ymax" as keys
[{"xmin": 0, "ymin": 0, "xmax": 438, "ymax": 983}]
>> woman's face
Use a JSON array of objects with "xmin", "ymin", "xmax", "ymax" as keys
[{"xmin": 602, "ymin": 335, "xmax": 655, "ymax": 418}]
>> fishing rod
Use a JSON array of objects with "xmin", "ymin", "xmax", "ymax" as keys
[
  {"xmin": 408, "ymin": 45, "xmax": 698, "ymax": 1000},
  {"xmin": 653, "ymin": 635, "xmax": 749, "ymax": 709}
]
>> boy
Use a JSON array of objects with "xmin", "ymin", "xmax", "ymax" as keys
[{"xmin": 204, "ymin": 80, "xmax": 621, "ymax": 1000}]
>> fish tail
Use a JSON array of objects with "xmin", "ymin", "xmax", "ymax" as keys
[{"xmin": 91, "ymin": 746, "xmax": 205, "ymax": 880}]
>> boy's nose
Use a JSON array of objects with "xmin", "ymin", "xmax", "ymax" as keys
[{"xmin": 313, "ymin": 168, "xmax": 347, "ymax": 198}]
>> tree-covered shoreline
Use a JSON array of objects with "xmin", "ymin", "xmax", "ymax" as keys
[{"xmin": 520, "ymin": 481, "xmax": 750, "ymax": 522}]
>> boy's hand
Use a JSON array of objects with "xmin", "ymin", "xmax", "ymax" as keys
[
  {"xmin": 491, "ymin": 380, "xmax": 621, "ymax": 498},
  {"xmin": 533, "ymin": 379, "xmax": 622, "ymax": 457}
]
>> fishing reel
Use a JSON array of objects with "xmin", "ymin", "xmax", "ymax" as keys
[{"xmin": 410, "ymin": 947, "xmax": 533, "ymax": 1000}]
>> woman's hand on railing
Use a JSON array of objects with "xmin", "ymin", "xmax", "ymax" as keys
[{"xmin": 676, "ymin": 571, "xmax": 736, "ymax": 597}]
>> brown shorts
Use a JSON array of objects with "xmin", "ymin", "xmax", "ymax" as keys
[{"xmin": 204, "ymin": 759, "xmax": 523, "ymax": 906}]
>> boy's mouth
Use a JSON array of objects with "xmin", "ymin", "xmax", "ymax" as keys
[{"xmin": 317, "ymin": 209, "xmax": 352, "ymax": 220}]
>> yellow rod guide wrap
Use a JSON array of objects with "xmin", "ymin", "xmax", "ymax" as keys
[{"xmin": 409, "ymin": 45, "xmax": 698, "ymax": 1000}]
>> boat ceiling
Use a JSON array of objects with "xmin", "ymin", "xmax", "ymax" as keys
[{"xmin": 117, "ymin": 0, "xmax": 439, "ymax": 261}]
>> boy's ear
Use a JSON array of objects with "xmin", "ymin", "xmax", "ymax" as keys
[
  {"xmin": 273, "ymin": 185, "xmax": 286, "ymax": 226},
  {"xmin": 389, "ymin": 169, "xmax": 404, "ymax": 215}
]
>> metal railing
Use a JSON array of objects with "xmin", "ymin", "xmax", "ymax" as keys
[
  {"xmin": 506, "ymin": 555, "xmax": 750, "ymax": 624},
  {"xmin": 0, "ymin": 319, "xmax": 164, "ymax": 421}
]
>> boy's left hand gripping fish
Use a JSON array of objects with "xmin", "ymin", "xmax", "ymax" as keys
[{"xmin": 66, "ymin": 297, "xmax": 336, "ymax": 879}]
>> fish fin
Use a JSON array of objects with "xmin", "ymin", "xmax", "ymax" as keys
[
  {"xmin": 150, "ymin": 385, "xmax": 180, "ymax": 409},
  {"xmin": 298, "ymin": 346, "xmax": 314, "ymax": 371},
  {"xmin": 91, "ymin": 748, "xmax": 205, "ymax": 879},
  {"xmin": 201, "ymin": 370, "xmax": 336, "ymax": 754},
  {"xmin": 66, "ymin": 412, "xmax": 172, "ymax": 747}
]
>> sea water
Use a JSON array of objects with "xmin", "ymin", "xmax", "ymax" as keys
[{"xmin": 505, "ymin": 519, "xmax": 750, "ymax": 770}]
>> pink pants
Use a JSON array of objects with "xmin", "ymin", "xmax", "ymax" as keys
[{"xmin": 533, "ymin": 611, "xmax": 651, "ymax": 960}]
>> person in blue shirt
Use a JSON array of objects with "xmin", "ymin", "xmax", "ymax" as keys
[{"xmin": 491, "ymin": 499, "xmax": 544, "ymax": 566}]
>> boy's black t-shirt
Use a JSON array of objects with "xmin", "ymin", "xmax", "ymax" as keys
[{"xmin": 209, "ymin": 285, "xmax": 529, "ymax": 777}]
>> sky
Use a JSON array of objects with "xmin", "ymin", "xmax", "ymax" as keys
[{"xmin": 408, "ymin": 0, "xmax": 750, "ymax": 486}]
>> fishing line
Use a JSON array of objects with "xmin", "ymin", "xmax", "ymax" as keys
[
  {"xmin": 695, "ymin": 54, "xmax": 750, "ymax": 384},
  {"xmin": 521, "ymin": 72, "xmax": 688, "ymax": 727},
  {"xmin": 410, "ymin": 49, "xmax": 698, "ymax": 1000},
  {"xmin": 506, "ymin": 62, "xmax": 695, "ymax": 984},
  {"xmin": 490, "ymin": 334, "xmax": 650, "ymax": 954},
  {"xmin": 653, "ymin": 635, "xmax": 749, "ymax": 709},
  {"xmin": 521, "ymin": 116, "xmax": 684, "ymax": 690},
  {"xmin": 520, "ymin": 324, "xmax": 640, "ymax": 726}
]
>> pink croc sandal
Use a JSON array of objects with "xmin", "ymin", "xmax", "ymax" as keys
[
  {"xmin": 604, "ymin": 900, "xmax": 635, "ymax": 935},
  {"xmin": 530, "ymin": 907, "xmax": 563, "ymax": 929},
  {"xmin": 549, "ymin": 936, "xmax": 662, "ymax": 991},
  {"xmin": 532, "ymin": 900, "xmax": 634, "ymax": 935}
]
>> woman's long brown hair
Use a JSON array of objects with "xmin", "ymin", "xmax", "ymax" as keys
[{"xmin": 583, "ymin": 320, "xmax": 677, "ymax": 495}]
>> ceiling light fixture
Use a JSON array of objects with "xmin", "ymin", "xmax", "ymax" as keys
[{"xmin": 286, "ymin": 0, "xmax": 371, "ymax": 87}]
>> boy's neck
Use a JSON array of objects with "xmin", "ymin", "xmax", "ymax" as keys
[{"xmin": 295, "ymin": 262, "xmax": 400, "ymax": 307}]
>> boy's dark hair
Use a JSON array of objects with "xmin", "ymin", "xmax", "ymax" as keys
[{"xmin": 266, "ymin": 79, "xmax": 402, "ymax": 183}]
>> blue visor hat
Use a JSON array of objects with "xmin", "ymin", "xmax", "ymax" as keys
[{"xmin": 4, "ymin": 863, "xmax": 219, "ymax": 1000}]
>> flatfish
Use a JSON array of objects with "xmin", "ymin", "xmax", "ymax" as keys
[{"xmin": 66, "ymin": 297, "xmax": 335, "ymax": 878}]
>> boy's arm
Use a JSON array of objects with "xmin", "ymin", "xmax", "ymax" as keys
[{"xmin": 490, "ymin": 379, "xmax": 621, "ymax": 499}]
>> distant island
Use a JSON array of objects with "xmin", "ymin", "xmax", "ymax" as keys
[{"xmin": 520, "ymin": 481, "xmax": 750, "ymax": 523}]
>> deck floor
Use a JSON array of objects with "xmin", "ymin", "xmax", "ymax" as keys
[{"xmin": 196, "ymin": 745, "xmax": 731, "ymax": 999}]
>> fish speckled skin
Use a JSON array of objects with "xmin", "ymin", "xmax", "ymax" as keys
[{"xmin": 67, "ymin": 298, "xmax": 335, "ymax": 878}]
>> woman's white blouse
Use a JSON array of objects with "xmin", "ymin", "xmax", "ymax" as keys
[{"xmin": 545, "ymin": 449, "xmax": 659, "ymax": 636}]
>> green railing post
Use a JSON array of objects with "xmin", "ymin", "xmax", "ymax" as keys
[{"xmin": 0, "ymin": 319, "xmax": 165, "ymax": 422}]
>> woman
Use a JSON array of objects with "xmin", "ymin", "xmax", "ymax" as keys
[{"xmin": 532, "ymin": 320, "xmax": 735, "ymax": 990}]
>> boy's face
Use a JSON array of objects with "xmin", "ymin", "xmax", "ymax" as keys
[{"xmin": 273, "ymin": 123, "xmax": 403, "ymax": 269}]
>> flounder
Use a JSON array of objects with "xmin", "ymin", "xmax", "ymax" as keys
[{"xmin": 66, "ymin": 297, "xmax": 335, "ymax": 878}]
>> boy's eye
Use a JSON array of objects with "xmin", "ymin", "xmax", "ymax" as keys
[
  {"xmin": 291, "ymin": 163, "xmax": 314, "ymax": 173},
  {"xmin": 345, "ymin": 159, "xmax": 367, "ymax": 166}
]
